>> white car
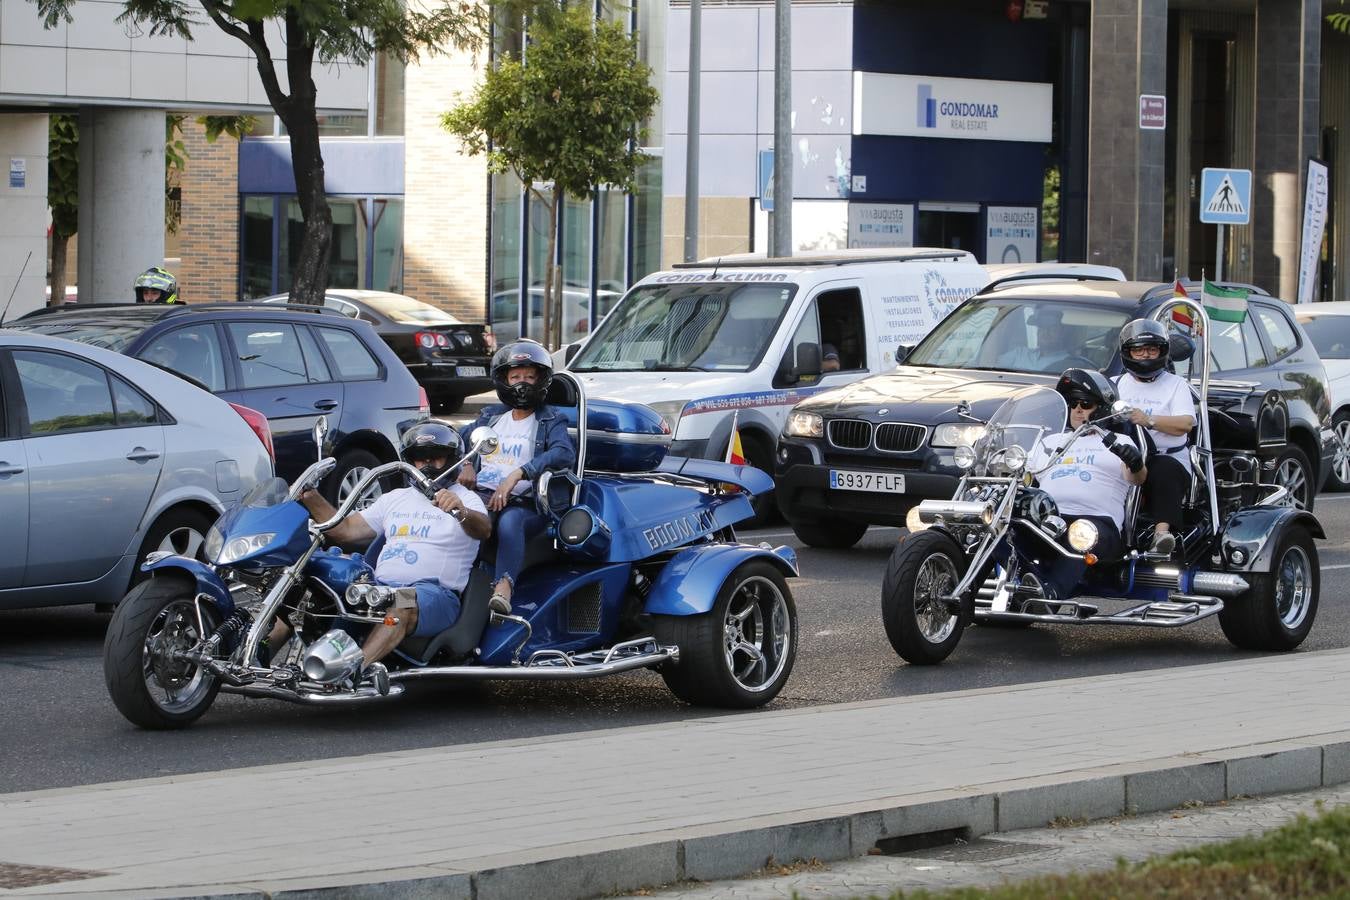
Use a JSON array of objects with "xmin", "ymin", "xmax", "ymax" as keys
[{"xmin": 1294, "ymin": 301, "xmax": 1350, "ymax": 490}]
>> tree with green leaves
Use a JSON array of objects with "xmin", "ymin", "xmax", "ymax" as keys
[
  {"xmin": 33, "ymin": 0, "xmax": 490, "ymax": 305},
  {"xmin": 442, "ymin": 2, "xmax": 657, "ymax": 348}
]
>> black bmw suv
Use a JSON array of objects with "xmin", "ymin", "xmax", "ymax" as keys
[{"xmin": 775, "ymin": 280, "xmax": 1335, "ymax": 548}]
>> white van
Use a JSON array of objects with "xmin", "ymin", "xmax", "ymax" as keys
[{"xmin": 559, "ymin": 249, "xmax": 992, "ymax": 511}]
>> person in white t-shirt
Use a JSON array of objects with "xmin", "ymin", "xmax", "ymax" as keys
[
  {"xmin": 1113, "ymin": 319, "xmax": 1196, "ymax": 556},
  {"xmin": 281, "ymin": 423, "xmax": 489, "ymax": 679},
  {"xmin": 459, "ymin": 340, "xmax": 577, "ymax": 615},
  {"xmin": 1029, "ymin": 369, "xmax": 1147, "ymax": 565}
]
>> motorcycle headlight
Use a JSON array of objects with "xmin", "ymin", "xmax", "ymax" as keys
[
  {"xmin": 204, "ymin": 524, "xmax": 224, "ymax": 563},
  {"xmin": 1003, "ymin": 445, "xmax": 1028, "ymax": 473},
  {"xmin": 932, "ymin": 423, "xmax": 987, "ymax": 448},
  {"xmin": 1066, "ymin": 519, "xmax": 1099, "ymax": 553},
  {"xmin": 785, "ymin": 411, "xmax": 824, "ymax": 439},
  {"xmin": 953, "ymin": 444, "xmax": 976, "ymax": 470},
  {"xmin": 215, "ymin": 532, "xmax": 277, "ymax": 564},
  {"xmin": 648, "ymin": 400, "xmax": 689, "ymax": 437}
]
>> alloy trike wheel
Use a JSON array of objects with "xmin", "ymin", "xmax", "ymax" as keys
[
  {"xmin": 1218, "ymin": 527, "xmax": 1319, "ymax": 652},
  {"xmin": 882, "ymin": 529, "xmax": 968, "ymax": 665}
]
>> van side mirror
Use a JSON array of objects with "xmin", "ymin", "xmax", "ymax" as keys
[
  {"xmin": 564, "ymin": 343, "xmax": 581, "ymax": 365},
  {"xmin": 796, "ymin": 342, "xmax": 822, "ymax": 377},
  {"xmin": 896, "ymin": 344, "xmax": 915, "ymax": 365}
]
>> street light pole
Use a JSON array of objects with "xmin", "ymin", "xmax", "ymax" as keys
[
  {"xmin": 683, "ymin": 0, "xmax": 701, "ymax": 263},
  {"xmin": 769, "ymin": 0, "xmax": 792, "ymax": 258}
]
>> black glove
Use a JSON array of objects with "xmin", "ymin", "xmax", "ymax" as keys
[{"xmin": 1107, "ymin": 438, "xmax": 1144, "ymax": 474}]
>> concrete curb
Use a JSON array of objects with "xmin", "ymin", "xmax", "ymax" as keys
[{"xmin": 53, "ymin": 733, "xmax": 1350, "ymax": 900}]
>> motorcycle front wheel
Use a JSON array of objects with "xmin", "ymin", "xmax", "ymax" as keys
[
  {"xmin": 104, "ymin": 575, "xmax": 222, "ymax": 729},
  {"xmin": 882, "ymin": 530, "xmax": 968, "ymax": 665}
]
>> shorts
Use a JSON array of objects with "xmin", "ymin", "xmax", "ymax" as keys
[{"xmin": 392, "ymin": 579, "xmax": 462, "ymax": 637}]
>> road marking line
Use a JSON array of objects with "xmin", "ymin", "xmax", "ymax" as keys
[{"xmin": 1324, "ymin": 563, "xmax": 1350, "ymax": 570}]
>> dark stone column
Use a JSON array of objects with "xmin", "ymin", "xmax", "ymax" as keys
[
  {"xmin": 1253, "ymin": 0, "xmax": 1321, "ymax": 301},
  {"xmin": 1086, "ymin": 0, "xmax": 1168, "ymax": 280}
]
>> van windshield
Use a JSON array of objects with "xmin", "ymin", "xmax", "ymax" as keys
[{"xmin": 569, "ymin": 282, "xmax": 798, "ymax": 372}]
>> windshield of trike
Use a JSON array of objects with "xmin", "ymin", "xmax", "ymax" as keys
[
  {"xmin": 973, "ymin": 387, "xmax": 1069, "ymax": 477},
  {"xmin": 568, "ymin": 281, "xmax": 798, "ymax": 372},
  {"xmin": 905, "ymin": 296, "xmax": 1131, "ymax": 375},
  {"xmin": 241, "ymin": 477, "xmax": 290, "ymax": 509}
]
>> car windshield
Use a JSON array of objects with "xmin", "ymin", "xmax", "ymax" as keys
[
  {"xmin": 905, "ymin": 296, "xmax": 1131, "ymax": 375},
  {"xmin": 569, "ymin": 282, "xmax": 797, "ymax": 372},
  {"xmin": 9, "ymin": 319, "xmax": 145, "ymax": 352},
  {"xmin": 1296, "ymin": 314, "xmax": 1350, "ymax": 359},
  {"xmin": 365, "ymin": 295, "xmax": 460, "ymax": 325}
]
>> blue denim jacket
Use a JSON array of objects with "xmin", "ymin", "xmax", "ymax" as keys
[{"xmin": 460, "ymin": 403, "xmax": 576, "ymax": 482}]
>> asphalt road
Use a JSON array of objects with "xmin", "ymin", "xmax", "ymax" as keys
[{"xmin": 3, "ymin": 493, "xmax": 1349, "ymax": 795}]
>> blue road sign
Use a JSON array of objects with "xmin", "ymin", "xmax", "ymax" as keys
[
  {"xmin": 1199, "ymin": 168, "xmax": 1252, "ymax": 226},
  {"xmin": 758, "ymin": 150, "xmax": 774, "ymax": 213}
]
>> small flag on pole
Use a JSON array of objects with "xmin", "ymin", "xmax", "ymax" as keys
[
  {"xmin": 725, "ymin": 410, "xmax": 746, "ymax": 466},
  {"xmin": 1202, "ymin": 279, "xmax": 1249, "ymax": 323},
  {"xmin": 1170, "ymin": 278, "xmax": 1193, "ymax": 327}
]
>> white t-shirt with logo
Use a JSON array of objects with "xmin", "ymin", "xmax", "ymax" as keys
[
  {"xmin": 358, "ymin": 485, "xmax": 486, "ymax": 592},
  {"xmin": 478, "ymin": 411, "xmax": 537, "ymax": 496},
  {"xmin": 1028, "ymin": 430, "xmax": 1139, "ymax": 529},
  {"xmin": 1114, "ymin": 371, "xmax": 1195, "ymax": 472}
]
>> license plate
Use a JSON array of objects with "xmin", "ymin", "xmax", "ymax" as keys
[
  {"xmin": 829, "ymin": 470, "xmax": 906, "ymax": 493},
  {"xmin": 457, "ymin": 366, "xmax": 486, "ymax": 377}
]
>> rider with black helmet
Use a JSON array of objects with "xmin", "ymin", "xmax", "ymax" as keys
[
  {"xmin": 282, "ymin": 421, "xmax": 491, "ymax": 682},
  {"xmin": 1113, "ymin": 319, "xmax": 1197, "ymax": 556},
  {"xmin": 1028, "ymin": 368, "xmax": 1148, "ymax": 565},
  {"xmin": 459, "ymin": 339, "xmax": 577, "ymax": 615}
]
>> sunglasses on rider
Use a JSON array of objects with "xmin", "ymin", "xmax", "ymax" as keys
[{"xmin": 1069, "ymin": 399, "xmax": 1098, "ymax": 410}]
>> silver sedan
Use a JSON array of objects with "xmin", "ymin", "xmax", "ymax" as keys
[{"xmin": 0, "ymin": 329, "xmax": 273, "ymax": 609}]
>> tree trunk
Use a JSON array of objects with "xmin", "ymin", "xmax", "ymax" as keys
[
  {"xmin": 283, "ymin": 107, "xmax": 332, "ymax": 305},
  {"xmin": 49, "ymin": 234, "xmax": 69, "ymax": 306}
]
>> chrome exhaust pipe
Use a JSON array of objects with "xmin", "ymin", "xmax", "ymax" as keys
[{"xmin": 916, "ymin": 500, "xmax": 994, "ymax": 526}]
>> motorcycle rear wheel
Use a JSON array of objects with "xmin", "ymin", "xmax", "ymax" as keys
[
  {"xmin": 882, "ymin": 530, "xmax": 968, "ymax": 665},
  {"xmin": 105, "ymin": 575, "xmax": 221, "ymax": 729}
]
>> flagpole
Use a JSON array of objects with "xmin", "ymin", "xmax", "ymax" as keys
[{"xmin": 725, "ymin": 409, "xmax": 740, "ymax": 464}]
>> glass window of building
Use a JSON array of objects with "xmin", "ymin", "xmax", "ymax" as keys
[
  {"xmin": 563, "ymin": 194, "xmax": 592, "ymax": 343},
  {"xmin": 375, "ymin": 52, "xmax": 405, "ymax": 136},
  {"xmin": 241, "ymin": 196, "xmax": 275, "ymax": 299},
  {"xmin": 632, "ymin": 157, "xmax": 662, "ymax": 283},
  {"xmin": 241, "ymin": 195, "xmax": 403, "ymax": 297},
  {"xmin": 491, "ymin": 172, "xmax": 524, "ymax": 342},
  {"xmin": 369, "ymin": 199, "xmax": 404, "ymax": 291}
]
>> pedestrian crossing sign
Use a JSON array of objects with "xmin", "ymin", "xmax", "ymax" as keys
[{"xmin": 1199, "ymin": 167, "xmax": 1252, "ymax": 225}]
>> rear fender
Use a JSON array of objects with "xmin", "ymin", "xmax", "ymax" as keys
[
  {"xmin": 140, "ymin": 556, "xmax": 235, "ymax": 617},
  {"xmin": 1219, "ymin": 507, "xmax": 1325, "ymax": 572},
  {"xmin": 644, "ymin": 543, "xmax": 798, "ymax": 616}
]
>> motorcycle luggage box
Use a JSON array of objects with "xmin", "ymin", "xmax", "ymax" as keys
[{"xmin": 556, "ymin": 397, "xmax": 672, "ymax": 472}]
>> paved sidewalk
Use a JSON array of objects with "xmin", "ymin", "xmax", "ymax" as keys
[{"xmin": 3, "ymin": 649, "xmax": 1350, "ymax": 899}]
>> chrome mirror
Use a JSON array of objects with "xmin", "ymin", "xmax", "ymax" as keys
[
  {"xmin": 313, "ymin": 416, "xmax": 329, "ymax": 462},
  {"xmin": 469, "ymin": 426, "xmax": 499, "ymax": 457},
  {"xmin": 1111, "ymin": 400, "xmax": 1130, "ymax": 416}
]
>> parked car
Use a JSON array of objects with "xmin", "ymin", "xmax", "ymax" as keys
[
  {"xmin": 262, "ymin": 290, "xmax": 494, "ymax": 414},
  {"xmin": 0, "ymin": 329, "xmax": 273, "ymax": 610},
  {"xmin": 1293, "ymin": 301, "xmax": 1350, "ymax": 491},
  {"xmin": 9, "ymin": 303, "xmax": 427, "ymax": 505},
  {"xmin": 775, "ymin": 280, "xmax": 1335, "ymax": 547}
]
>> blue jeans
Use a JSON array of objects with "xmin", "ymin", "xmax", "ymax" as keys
[
  {"xmin": 401, "ymin": 579, "xmax": 462, "ymax": 637},
  {"xmin": 491, "ymin": 500, "xmax": 549, "ymax": 591}
]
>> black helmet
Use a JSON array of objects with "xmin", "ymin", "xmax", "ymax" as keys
[
  {"xmin": 1118, "ymin": 318, "xmax": 1169, "ymax": 379},
  {"xmin": 134, "ymin": 266, "xmax": 179, "ymax": 304},
  {"xmin": 1055, "ymin": 367, "xmax": 1118, "ymax": 421},
  {"xmin": 491, "ymin": 339, "xmax": 553, "ymax": 410},
  {"xmin": 400, "ymin": 422, "xmax": 463, "ymax": 480}
]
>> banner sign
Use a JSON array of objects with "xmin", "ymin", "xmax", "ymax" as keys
[
  {"xmin": 985, "ymin": 206, "xmax": 1039, "ymax": 263},
  {"xmin": 853, "ymin": 72, "xmax": 1053, "ymax": 143},
  {"xmin": 1297, "ymin": 158, "xmax": 1329, "ymax": 304},
  {"xmin": 847, "ymin": 203, "xmax": 915, "ymax": 249}
]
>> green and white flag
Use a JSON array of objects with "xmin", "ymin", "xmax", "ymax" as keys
[{"xmin": 1202, "ymin": 279, "xmax": 1249, "ymax": 323}]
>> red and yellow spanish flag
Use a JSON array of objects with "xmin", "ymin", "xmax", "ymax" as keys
[
  {"xmin": 726, "ymin": 424, "xmax": 747, "ymax": 466},
  {"xmin": 1171, "ymin": 278, "xmax": 1194, "ymax": 327}
]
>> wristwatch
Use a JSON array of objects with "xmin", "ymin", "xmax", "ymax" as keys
[
  {"xmin": 449, "ymin": 507, "xmax": 465, "ymax": 521},
  {"xmin": 1146, "ymin": 415, "xmax": 1157, "ymax": 429}
]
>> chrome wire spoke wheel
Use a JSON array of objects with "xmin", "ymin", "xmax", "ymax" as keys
[
  {"xmin": 142, "ymin": 600, "xmax": 212, "ymax": 714},
  {"xmin": 1275, "ymin": 544, "xmax": 1313, "ymax": 630},
  {"xmin": 722, "ymin": 575, "xmax": 791, "ymax": 693},
  {"xmin": 914, "ymin": 553, "xmax": 959, "ymax": 643},
  {"xmin": 1274, "ymin": 458, "xmax": 1308, "ymax": 509},
  {"xmin": 155, "ymin": 524, "xmax": 205, "ymax": 560},
  {"xmin": 339, "ymin": 466, "xmax": 381, "ymax": 510},
  {"xmin": 1334, "ymin": 419, "xmax": 1350, "ymax": 484}
]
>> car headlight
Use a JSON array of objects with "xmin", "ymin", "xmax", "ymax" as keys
[
  {"xmin": 932, "ymin": 423, "xmax": 987, "ymax": 448},
  {"xmin": 1003, "ymin": 445, "xmax": 1027, "ymax": 473},
  {"xmin": 215, "ymin": 532, "xmax": 277, "ymax": 564},
  {"xmin": 953, "ymin": 444, "xmax": 976, "ymax": 470},
  {"xmin": 785, "ymin": 411, "xmax": 824, "ymax": 439},
  {"xmin": 648, "ymin": 400, "xmax": 689, "ymax": 436},
  {"xmin": 1066, "ymin": 519, "xmax": 1099, "ymax": 553}
]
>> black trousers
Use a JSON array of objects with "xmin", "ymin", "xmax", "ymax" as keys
[{"xmin": 1144, "ymin": 454, "xmax": 1190, "ymax": 527}]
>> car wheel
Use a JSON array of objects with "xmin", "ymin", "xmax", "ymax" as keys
[
  {"xmin": 323, "ymin": 449, "xmax": 384, "ymax": 510},
  {"xmin": 881, "ymin": 530, "xmax": 968, "ymax": 665},
  {"xmin": 131, "ymin": 507, "xmax": 215, "ymax": 589},
  {"xmin": 432, "ymin": 395, "xmax": 465, "ymax": 415},
  {"xmin": 1328, "ymin": 410, "xmax": 1350, "ymax": 492},
  {"xmin": 1270, "ymin": 445, "xmax": 1314, "ymax": 511},
  {"xmin": 790, "ymin": 518, "xmax": 868, "ymax": 549},
  {"xmin": 1218, "ymin": 527, "xmax": 1319, "ymax": 651},
  {"xmin": 653, "ymin": 560, "xmax": 797, "ymax": 708}
]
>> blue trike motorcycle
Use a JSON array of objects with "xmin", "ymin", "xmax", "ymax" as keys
[
  {"xmin": 882, "ymin": 298, "xmax": 1323, "ymax": 665},
  {"xmin": 104, "ymin": 374, "xmax": 799, "ymax": 728}
]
